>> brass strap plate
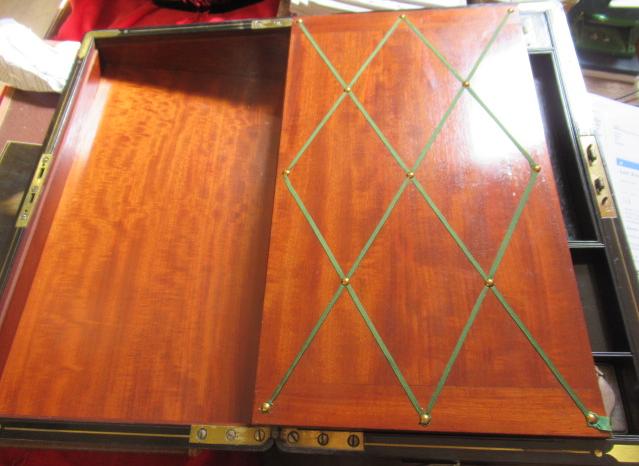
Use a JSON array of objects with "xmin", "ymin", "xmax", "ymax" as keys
[
  {"xmin": 279, "ymin": 428, "xmax": 364, "ymax": 452},
  {"xmin": 251, "ymin": 18, "xmax": 292, "ymax": 29},
  {"xmin": 15, "ymin": 152, "xmax": 53, "ymax": 228},
  {"xmin": 579, "ymin": 135, "xmax": 617, "ymax": 219},
  {"xmin": 189, "ymin": 425, "xmax": 271, "ymax": 447}
]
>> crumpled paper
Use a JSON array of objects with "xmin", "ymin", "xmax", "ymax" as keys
[{"xmin": 0, "ymin": 18, "xmax": 79, "ymax": 93}]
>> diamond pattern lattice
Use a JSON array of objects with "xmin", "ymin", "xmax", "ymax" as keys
[{"xmin": 259, "ymin": 11, "xmax": 608, "ymax": 432}]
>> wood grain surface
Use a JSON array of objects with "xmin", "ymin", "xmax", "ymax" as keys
[
  {"xmin": 253, "ymin": 7, "xmax": 606, "ymax": 436},
  {"xmin": 0, "ymin": 31, "xmax": 288, "ymax": 424}
]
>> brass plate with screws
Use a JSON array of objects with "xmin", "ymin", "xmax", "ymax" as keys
[
  {"xmin": 578, "ymin": 135, "xmax": 617, "ymax": 219},
  {"xmin": 15, "ymin": 152, "xmax": 53, "ymax": 228},
  {"xmin": 189, "ymin": 425, "xmax": 272, "ymax": 447},
  {"xmin": 279, "ymin": 428, "xmax": 364, "ymax": 452}
]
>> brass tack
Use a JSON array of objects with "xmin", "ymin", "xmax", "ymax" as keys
[
  {"xmin": 485, "ymin": 278, "xmax": 495, "ymax": 287},
  {"xmin": 341, "ymin": 277, "xmax": 350, "ymax": 286},
  {"xmin": 508, "ymin": 7, "xmax": 515, "ymax": 13},
  {"xmin": 297, "ymin": 18, "xmax": 304, "ymax": 24},
  {"xmin": 344, "ymin": 87, "xmax": 351, "ymax": 93},
  {"xmin": 586, "ymin": 412, "xmax": 598, "ymax": 424},
  {"xmin": 419, "ymin": 413, "xmax": 431, "ymax": 426},
  {"xmin": 533, "ymin": 164, "xmax": 542, "ymax": 173},
  {"xmin": 463, "ymin": 81, "xmax": 470, "ymax": 88},
  {"xmin": 400, "ymin": 14, "xmax": 406, "ymax": 19},
  {"xmin": 282, "ymin": 169, "xmax": 291, "ymax": 176},
  {"xmin": 259, "ymin": 402, "xmax": 272, "ymax": 414},
  {"xmin": 406, "ymin": 171, "xmax": 415, "ymax": 179}
]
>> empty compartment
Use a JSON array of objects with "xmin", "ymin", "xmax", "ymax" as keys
[
  {"xmin": 530, "ymin": 53, "xmax": 598, "ymax": 241},
  {"xmin": 0, "ymin": 29, "xmax": 289, "ymax": 425},
  {"xmin": 571, "ymin": 248, "xmax": 629, "ymax": 353}
]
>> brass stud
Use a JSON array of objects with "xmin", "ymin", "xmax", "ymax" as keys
[
  {"xmin": 419, "ymin": 413, "xmax": 431, "ymax": 426},
  {"xmin": 508, "ymin": 7, "xmax": 515, "ymax": 13},
  {"xmin": 341, "ymin": 277, "xmax": 350, "ymax": 286},
  {"xmin": 485, "ymin": 278, "xmax": 495, "ymax": 287},
  {"xmin": 259, "ymin": 402, "xmax": 272, "ymax": 414},
  {"xmin": 297, "ymin": 18, "xmax": 304, "ymax": 24},
  {"xmin": 594, "ymin": 449, "xmax": 603, "ymax": 458},
  {"xmin": 282, "ymin": 169, "xmax": 291, "ymax": 176},
  {"xmin": 586, "ymin": 412, "xmax": 598, "ymax": 424},
  {"xmin": 533, "ymin": 164, "xmax": 542, "ymax": 173},
  {"xmin": 406, "ymin": 171, "xmax": 415, "ymax": 179},
  {"xmin": 344, "ymin": 87, "xmax": 351, "ymax": 93},
  {"xmin": 463, "ymin": 81, "xmax": 470, "ymax": 88},
  {"xmin": 400, "ymin": 13, "xmax": 406, "ymax": 19}
]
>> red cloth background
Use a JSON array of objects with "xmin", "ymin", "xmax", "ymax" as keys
[
  {"xmin": 55, "ymin": 0, "xmax": 280, "ymax": 41},
  {"xmin": 0, "ymin": 448, "xmax": 260, "ymax": 466}
]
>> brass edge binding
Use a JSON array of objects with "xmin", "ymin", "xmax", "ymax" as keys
[
  {"xmin": 607, "ymin": 444, "xmax": 639, "ymax": 463},
  {"xmin": 77, "ymin": 30, "xmax": 122, "ymax": 59},
  {"xmin": 251, "ymin": 18, "xmax": 293, "ymax": 29},
  {"xmin": 15, "ymin": 152, "xmax": 53, "ymax": 228},
  {"xmin": 279, "ymin": 428, "xmax": 364, "ymax": 452},
  {"xmin": 578, "ymin": 135, "xmax": 617, "ymax": 219},
  {"xmin": 189, "ymin": 425, "xmax": 272, "ymax": 447}
]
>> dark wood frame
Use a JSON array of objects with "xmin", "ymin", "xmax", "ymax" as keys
[{"xmin": 0, "ymin": 2, "xmax": 636, "ymax": 464}]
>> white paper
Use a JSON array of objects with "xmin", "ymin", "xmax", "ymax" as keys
[
  {"xmin": 591, "ymin": 93, "xmax": 639, "ymax": 272},
  {"xmin": 0, "ymin": 18, "xmax": 79, "ymax": 93}
]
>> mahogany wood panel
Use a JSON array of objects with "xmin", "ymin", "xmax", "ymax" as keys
[
  {"xmin": 0, "ymin": 34, "xmax": 288, "ymax": 424},
  {"xmin": 253, "ymin": 7, "xmax": 606, "ymax": 436}
]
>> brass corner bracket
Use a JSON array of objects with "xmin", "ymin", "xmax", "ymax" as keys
[{"xmin": 78, "ymin": 30, "xmax": 122, "ymax": 59}]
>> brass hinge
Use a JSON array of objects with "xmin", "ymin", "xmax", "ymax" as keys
[
  {"xmin": 578, "ymin": 135, "xmax": 617, "ymax": 219},
  {"xmin": 279, "ymin": 428, "xmax": 364, "ymax": 452},
  {"xmin": 15, "ymin": 152, "xmax": 53, "ymax": 228},
  {"xmin": 189, "ymin": 425, "xmax": 272, "ymax": 447},
  {"xmin": 251, "ymin": 18, "xmax": 292, "ymax": 29},
  {"xmin": 78, "ymin": 30, "xmax": 122, "ymax": 59}
]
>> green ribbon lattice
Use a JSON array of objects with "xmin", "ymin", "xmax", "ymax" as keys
[{"xmin": 262, "ymin": 12, "xmax": 609, "ymax": 432}]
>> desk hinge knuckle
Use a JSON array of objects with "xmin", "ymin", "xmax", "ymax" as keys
[
  {"xmin": 279, "ymin": 428, "xmax": 364, "ymax": 452},
  {"xmin": 189, "ymin": 425, "xmax": 272, "ymax": 447},
  {"xmin": 579, "ymin": 135, "xmax": 617, "ymax": 219},
  {"xmin": 16, "ymin": 152, "xmax": 53, "ymax": 228}
]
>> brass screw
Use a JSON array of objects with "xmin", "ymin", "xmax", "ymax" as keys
[
  {"xmin": 400, "ymin": 13, "xmax": 406, "ymax": 19},
  {"xmin": 226, "ymin": 429, "xmax": 238, "ymax": 441},
  {"xmin": 344, "ymin": 87, "xmax": 352, "ymax": 93},
  {"xmin": 406, "ymin": 171, "xmax": 415, "ymax": 179},
  {"xmin": 485, "ymin": 278, "xmax": 495, "ymax": 287},
  {"xmin": 317, "ymin": 432, "xmax": 329, "ymax": 446},
  {"xmin": 287, "ymin": 430, "xmax": 300, "ymax": 444},
  {"xmin": 419, "ymin": 413, "xmax": 431, "ymax": 426},
  {"xmin": 196, "ymin": 427, "xmax": 208, "ymax": 441},
  {"xmin": 282, "ymin": 169, "xmax": 291, "ymax": 176},
  {"xmin": 297, "ymin": 18, "xmax": 303, "ymax": 24},
  {"xmin": 586, "ymin": 412, "xmax": 598, "ymax": 424},
  {"xmin": 259, "ymin": 401, "xmax": 272, "ymax": 413},
  {"xmin": 347, "ymin": 434, "xmax": 360, "ymax": 448},
  {"xmin": 341, "ymin": 277, "xmax": 350, "ymax": 286},
  {"xmin": 594, "ymin": 449, "xmax": 603, "ymax": 458},
  {"xmin": 463, "ymin": 81, "xmax": 470, "ymax": 88},
  {"xmin": 254, "ymin": 429, "xmax": 267, "ymax": 442},
  {"xmin": 533, "ymin": 164, "xmax": 542, "ymax": 173}
]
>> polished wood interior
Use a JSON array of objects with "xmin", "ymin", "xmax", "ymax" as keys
[
  {"xmin": 253, "ymin": 7, "xmax": 606, "ymax": 436},
  {"xmin": 0, "ymin": 30, "xmax": 289, "ymax": 424}
]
